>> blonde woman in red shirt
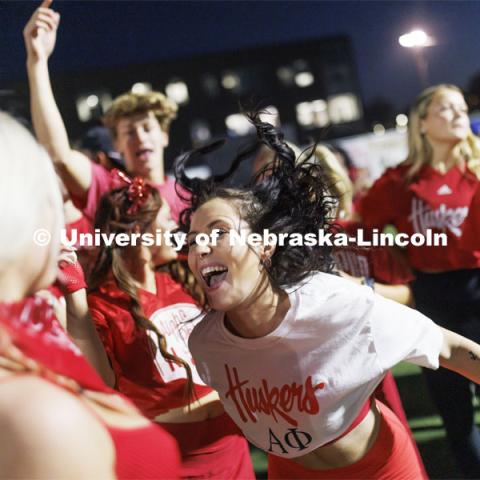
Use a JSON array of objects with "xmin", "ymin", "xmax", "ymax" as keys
[{"xmin": 359, "ymin": 84, "xmax": 480, "ymax": 477}]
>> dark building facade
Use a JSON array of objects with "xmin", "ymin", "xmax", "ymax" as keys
[{"xmin": 3, "ymin": 35, "xmax": 365, "ymax": 174}]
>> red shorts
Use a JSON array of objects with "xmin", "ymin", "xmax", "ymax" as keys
[
  {"xmin": 268, "ymin": 401, "xmax": 427, "ymax": 480},
  {"xmin": 160, "ymin": 412, "xmax": 255, "ymax": 479},
  {"xmin": 375, "ymin": 372, "xmax": 427, "ymax": 477}
]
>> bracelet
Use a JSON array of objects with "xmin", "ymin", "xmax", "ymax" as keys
[{"xmin": 361, "ymin": 277, "xmax": 375, "ymax": 291}]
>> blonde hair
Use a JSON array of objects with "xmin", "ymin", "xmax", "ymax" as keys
[
  {"xmin": 406, "ymin": 84, "xmax": 480, "ymax": 181},
  {"xmin": 103, "ymin": 91, "xmax": 178, "ymax": 138},
  {"xmin": 0, "ymin": 112, "xmax": 63, "ymax": 274}
]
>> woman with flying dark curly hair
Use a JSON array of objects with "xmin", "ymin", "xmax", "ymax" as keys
[{"xmin": 173, "ymin": 114, "xmax": 480, "ymax": 479}]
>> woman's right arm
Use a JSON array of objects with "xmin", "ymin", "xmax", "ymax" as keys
[
  {"xmin": 58, "ymin": 249, "xmax": 115, "ymax": 387},
  {"xmin": 0, "ymin": 376, "xmax": 116, "ymax": 479},
  {"xmin": 24, "ymin": 0, "xmax": 92, "ymax": 200}
]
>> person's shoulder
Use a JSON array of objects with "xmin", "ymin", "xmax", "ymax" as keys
[
  {"xmin": 295, "ymin": 272, "xmax": 374, "ymax": 317},
  {"xmin": 297, "ymin": 271, "xmax": 354, "ymax": 293},
  {"xmin": 188, "ymin": 310, "xmax": 220, "ymax": 349},
  {"xmin": 87, "ymin": 280, "xmax": 130, "ymax": 317},
  {"xmin": 0, "ymin": 376, "xmax": 115, "ymax": 477},
  {"xmin": 376, "ymin": 163, "xmax": 409, "ymax": 184}
]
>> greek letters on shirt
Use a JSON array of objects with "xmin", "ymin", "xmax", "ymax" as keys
[
  {"xmin": 147, "ymin": 303, "xmax": 205, "ymax": 385},
  {"xmin": 224, "ymin": 364, "xmax": 325, "ymax": 454},
  {"xmin": 408, "ymin": 197, "xmax": 469, "ymax": 237}
]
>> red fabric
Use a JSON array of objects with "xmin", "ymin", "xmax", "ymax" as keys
[
  {"xmin": 373, "ymin": 373, "xmax": 408, "ymax": 430},
  {"xmin": 88, "ymin": 271, "xmax": 212, "ymax": 418},
  {"xmin": 111, "ymin": 423, "xmax": 181, "ymax": 479},
  {"xmin": 267, "ymin": 401, "xmax": 427, "ymax": 479},
  {"xmin": 0, "ymin": 297, "xmax": 108, "ymax": 393},
  {"xmin": 56, "ymin": 261, "xmax": 87, "ymax": 294},
  {"xmin": 461, "ymin": 183, "xmax": 480, "ymax": 250},
  {"xmin": 323, "ymin": 398, "xmax": 371, "ymax": 446},
  {"xmin": 374, "ymin": 373, "xmax": 427, "ymax": 477},
  {"xmin": 65, "ymin": 215, "xmax": 93, "ymax": 245},
  {"xmin": 0, "ymin": 298, "xmax": 181, "ymax": 479},
  {"xmin": 359, "ymin": 164, "xmax": 480, "ymax": 271},
  {"xmin": 71, "ymin": 161, "xmax": 190, "ymax": 223},
  {"xmin": 160, "ymin": 412, "xmax": 255, "ymax": 479},
  {"xmin": 335, "ymin": 220, "xmax": 414, "ymax": 284}
]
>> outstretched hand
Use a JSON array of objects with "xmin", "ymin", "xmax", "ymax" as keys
[{"xmin": 23, "ymin": 0, "xmax": 60, "ymax": 62}]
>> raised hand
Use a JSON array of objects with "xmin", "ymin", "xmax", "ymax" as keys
[{"xmin": 23, "ymin": 0, "xmax": 60, "ymax": 62}]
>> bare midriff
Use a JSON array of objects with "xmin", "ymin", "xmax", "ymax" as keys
[{"xmin": 291, "ymin": 402, "xmax": 381, "ymax": 470}]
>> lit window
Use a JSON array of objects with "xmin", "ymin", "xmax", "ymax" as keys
[
  {"xmin": 131, "ymin": 82, "xmax": 152, "ymax": 94},
  {"xmin": 225, "ymin": 114, "xmax": 254, "ymax": 137},
  {"xmin": 395, "ymin": 114, "xmax": 408, "ymax": 127},
  {"xmin": 294, "ymin": 72, "xmax": 314, "ymax": 88},
  {"xmin": 166, "ymin": 80, "xmax": 189, "ymax": 105},
  {"xmin": 259, "ymin": 106, "xmax": 280, "ymax": 127},
  {"xmin": 86, "ymin": 94, "xmax": 99, "ymax": 108},
  {"xmin": 76, "ymin": 92, "xmax": 112, "ymax": 122},
  {"xmin": 311, "ymin": 100, "xmax": 329, "ymax": 127},
  {"xmin": 296, "ymin": 100, "xmax": 330, "ymax": 128},
  {"xmin": 327, "ymin": 94, "xmax": 361, "ymax": 124},
  {"xmin": 296, "ymin": 102, "xmax": 314, "ymax": 127},
  {"xmin": 221, "ymin": 71, "xmax": 240, "ymax": 90}
]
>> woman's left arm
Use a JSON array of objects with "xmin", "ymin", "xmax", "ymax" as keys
[{"xmin": 440, "ymin": 328, "xmax": 480, "ymax": 383}]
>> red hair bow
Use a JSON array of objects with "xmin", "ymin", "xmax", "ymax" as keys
[{"xmin": 111, "ymin": 169, "xmax": 153, "ymax": 214}]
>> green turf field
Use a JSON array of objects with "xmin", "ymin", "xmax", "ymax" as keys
[{"xmin": 250, "ymin": 362, "xmax": 474, "ymax": 479}]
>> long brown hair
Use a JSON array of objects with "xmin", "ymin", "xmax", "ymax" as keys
[{"xmin": 89, "ymin": 186, "xmax": 198, "ymax": 399}]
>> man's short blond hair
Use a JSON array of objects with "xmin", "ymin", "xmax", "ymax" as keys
[{"xmin": 103, "ymin": 91, "xmax": 178, "ymax": 138}]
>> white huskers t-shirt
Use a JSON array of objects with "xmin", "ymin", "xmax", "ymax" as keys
[{"xmin": 189, "ymin": 272, "xmax": 444, "ymax": 458}]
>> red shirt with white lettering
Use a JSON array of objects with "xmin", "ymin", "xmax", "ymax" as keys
[
  {"xmin": 87, "ymin": 271, "xmax": 212, "ymax": 419},
  {"xmin": 72, "ymin": 162, "xmax": 189, "ymax": 224},
  {"xmin": 358, "ymin": 164, "xmax": 480, "ymax": 271},
  {"xmin": 335, "ymin": 220, "xmax": 414, "ymax": 284}
]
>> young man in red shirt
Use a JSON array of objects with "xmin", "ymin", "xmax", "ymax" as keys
[{"xmin": 24, "ymin": 0, "xmax": 187, "ymax": 223}]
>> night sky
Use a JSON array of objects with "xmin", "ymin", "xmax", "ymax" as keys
[{"xmin": 2, "ymin": 1, "xmax": 480, "ymax": 111}]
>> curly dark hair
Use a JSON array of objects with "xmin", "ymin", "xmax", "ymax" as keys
[{"xmin": 174, "ymin": 112, "xmax": 338, "ymax": 289}]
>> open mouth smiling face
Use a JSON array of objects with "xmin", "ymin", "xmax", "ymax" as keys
[{"xmin": 187, "ymin": 198, "xmax": 266, "ymax": 311}]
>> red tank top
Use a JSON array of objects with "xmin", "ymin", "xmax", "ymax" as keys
[{"xmin": 0, "ymin": 297, "xmax": 180, "ymax": 479}]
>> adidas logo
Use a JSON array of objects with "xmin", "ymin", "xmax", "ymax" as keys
[{"xmin": 437, "ymin": 184, "xmax": 452, "ymax": 195}]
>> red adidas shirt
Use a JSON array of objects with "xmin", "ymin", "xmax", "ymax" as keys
[
  {"xmin": 72, "ymin": 162, "xmax": 190, "ymax": 223},
  {"xmin": 88, "ymin": 271, "xmax": 212, "ymax": 419},
  {"xmin": 359, "ymin": 164, "xmax": 480, "ymax": 271},
  {"xmin": 335, "ymin": 220, "xmax": 414, "ymax": 284}
]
